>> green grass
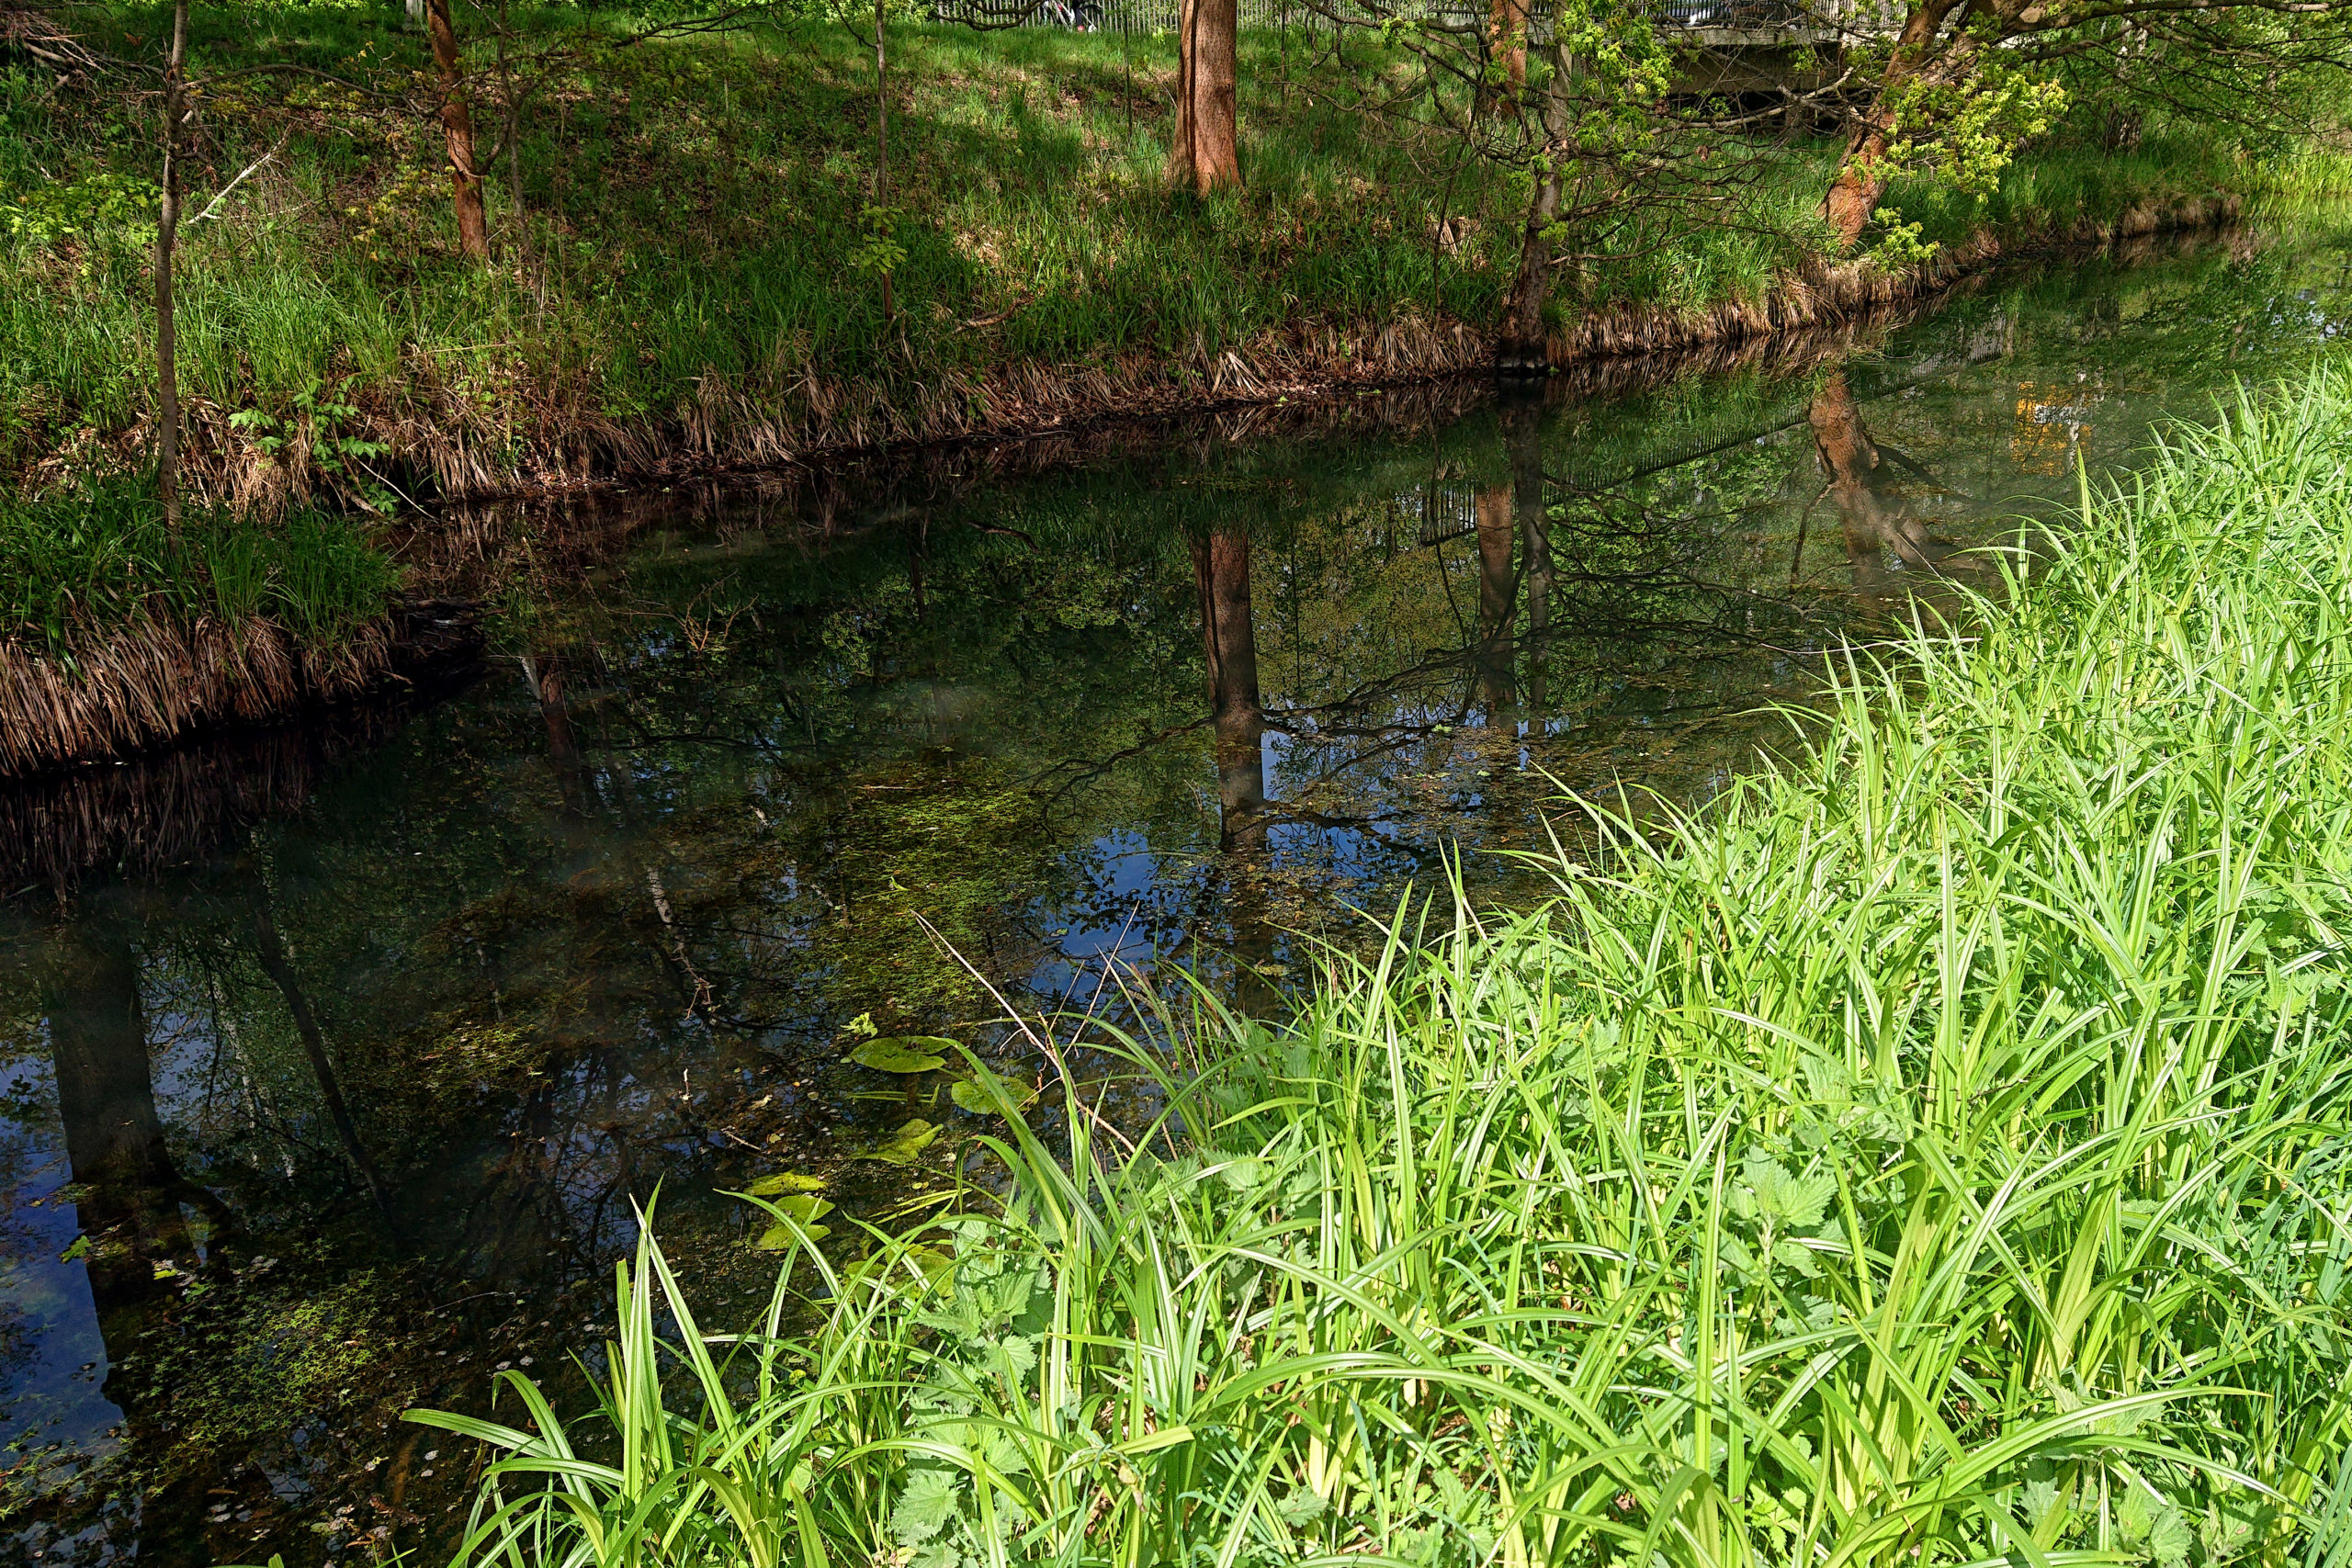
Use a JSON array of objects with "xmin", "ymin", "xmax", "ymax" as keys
[
  {"xmin": 0, "ymin": 479, "xmax": 398, "ymax": 654},
  {"xmin": 416, "ymin": 368, "xmax": 2352, "ymax": 1564},
  {"xmin": 0, "ymin": 5, "xmax": 2286, "ymax": 499}
]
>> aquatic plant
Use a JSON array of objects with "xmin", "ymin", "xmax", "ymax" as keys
[{"xmin": 418, "ymin": 371, "xmax": 2352, "ymax": 1563}]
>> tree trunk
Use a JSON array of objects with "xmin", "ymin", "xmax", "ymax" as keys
[
  {"xmin": 1496, "ymin": 41, "xmax": 1567, "ymax": 375},
  {"xmin": 153, "ymin": 0, "xmax": 187, "ymax": 528},
  {"xmin": 248, "ymin": 882, "xmax": 394, "ymax": 1213},
  {"xmin": 1475, "ymin": 486, "xmax": 1516, "ymax": 713},
  {"xmin": 874, "ymin": 0, "xmax": 893, "ymax": 318},
  {"xmin": 1506, "ymin": 394, "xmax": 1552, "ymax": 710},
  {"xmin": 1809, "ymin": 370, "xmax": 1936, "ymax": 570},
  {"xmin": 1822, "ymin": 0, "xmax": 1971, "ymax": 250},
  {"xmin": 426, "ymin": 0, "xmax": 490, "ymax": 261},
  {"xmin": 1167, "ymin": 0, "xmax": 1242, "ymax": 196},
  {"xmin": 406, "ymin": 0, "xmax": 425, "ymax": 26},
  {"xmin": 1191, "ymin": 531, "xmax": 1273, "ymax": 1016},
  {"xmin": 1480, "ymin": 0, "xmax": 1528, "ymax": 115},
  {"xmin": 1193, "ymin": 531, "xmax": 1265, "ymax": 855}
]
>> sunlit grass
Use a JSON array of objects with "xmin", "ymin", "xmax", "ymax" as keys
[
  {"xmin": 0, "ymin": 7, "xmax": 2279, "ymax": 495},
  {"xmin": 419, "ymin": 368, "xmax": 2352, "ymax": 1565},
  {"xmin": 0, "ymin": 479, "xmax": 397, "ymax": 653}
]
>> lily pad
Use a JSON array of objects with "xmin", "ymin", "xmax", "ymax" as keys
[
  {"xmin": 862, "ymin": 1118, "xmax": 941, "ymax": 1166},
  {"xmin": 849, "ymin": 1036, "xmax": 956, "ymax": 1074},
  {"xmin": 744, "ymin": 1171, "xmax": 828, "ymax": 1196}
]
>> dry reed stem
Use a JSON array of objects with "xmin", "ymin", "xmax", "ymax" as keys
[{"xmin": 0, "ymin": 600, "xmax": 479, "ymax": 779}]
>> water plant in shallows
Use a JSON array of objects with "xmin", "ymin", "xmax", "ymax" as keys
[{"xmin": 413, "ymin": 372, "xmax": 2352, "ymax": 1565}]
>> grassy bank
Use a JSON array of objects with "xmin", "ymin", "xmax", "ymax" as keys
[
  {"xmin": 0, "ymin": 483, "xmax": 401, "ymax": 773},
  {"xmin": 422, "ymin": 367, "xmax": 2352, "ymax": 1564},
  {"xmin": 0, "ymin": 4, "xmax": 2293, "ymax": 506}
]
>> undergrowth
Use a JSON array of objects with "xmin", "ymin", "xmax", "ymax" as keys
[
  {"xmin": 0, "ymin": 479, "xmax": 398, "ymax": 655},
  {"xmin": 0, "ymin": 6, "xmax": 2291, "ymax": 501},
  {"xmin": 417, "ymin": 369, "xmax": 2352, "ymax": 1563}
]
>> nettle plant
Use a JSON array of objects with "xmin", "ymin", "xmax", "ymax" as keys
[{"xmin": 229, "ymin": 378, "xmax": 392, "ymax": 510}]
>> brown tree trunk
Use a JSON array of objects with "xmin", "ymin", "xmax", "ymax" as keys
[
  {"xmin": 40, "ymin": 910, "xmax": 213, "ymax": 1551},
  {"xmin": 1193, "ymin": 532, "xmax": 1265, "ymax": 853},
  {"xmin": 427, "ymin": 0, "xmax": 490, "ymax": 261},
  {"xmin": 1480, "ymin": 0, "xmax": 1528, "ymax": 115},
  {"xmin": 1822, "ymin": 0, "xmax": 1971, "ymax": 250},
  {"xmin": 1192, "ymin": 531, "xmax": 1273, "ymax": 1015},
  {"xmin": 1168, "ymin": 0, "xmax": 1242, "ymax": 196},
  {"xmin": 153, "ymin": 0, "xmax": 187, "ymax": 528},
  {"xmin": 1809, "ymin": 370, "xmax": 1936, "ymax": 570},
  {"xmin": 1497, "ymin": 41, "xmax": 1567, "ymax": 374}
]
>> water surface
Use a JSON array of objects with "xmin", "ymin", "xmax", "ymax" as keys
[{"xmin": 1, "ymin": 227, "xmax": 2346, "ymax": 1565}]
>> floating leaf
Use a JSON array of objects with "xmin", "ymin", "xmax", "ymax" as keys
[
  {"xmin": 850, "ymin": 1037, "xmax": 956, "ymax": 1074},
  {"xmin": 752, "ymin": 1194, "xmax": 835, "ymax": 1249},
  {"xmin": 950, "ymin": 1066, "xmax": 1035, "ymax": 1117},
  {"xmin": 756, "ymin": 1221, "xmax": 831, "ymax": 1249},
  {"xmin": 863, "ymin": 1118, "xmax": 941, "ymax": 1166},
  {"xmin": 744, "ymin": 1171, "xmax": 827, "ymax": 1196}
]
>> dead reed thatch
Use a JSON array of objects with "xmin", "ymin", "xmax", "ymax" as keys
[
  {"xmin": 0, "ymin": 599, "xmax": 481, "ymax": 780},
  {"xmin": 151, "ymin": 197, "xmax": 2238, "ymax": 512}
]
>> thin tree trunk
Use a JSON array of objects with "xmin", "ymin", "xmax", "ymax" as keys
[
  {"xmin": 1167, "ymin": 0, "xmax": 1242, "ymax": 195},
  {"xmin": 1506, "ymin": 393, "xmax": 1551, "ymax": 709},
  {"xmin": 427, "ymin": 0, "xmax": 490, "ymax": 261},
  {"xmin": 248, "ymin": 884, "xmax": 394, "ymax": 1212},
  {"xmin": 874, "ymin": 0, "xmax": 892, "ymax": 319},
  {"xmin": 153, "ymin": 0, "xmax": 187, "ymax": 528},
  {"xmin": 1192, "ymin": 531, "xmax": 1273, "ymax": 1015},
  {"xmin": 1497, "ymin": 40, "xmax": 1566, "ymax": 374},
  {"xmin": 1475, "ymin": 486, "xmax": 1517, "ymax": 713},
  {"xmin": 1192, "ymin": 532, "xmax": 1264, "ymax": 855}
]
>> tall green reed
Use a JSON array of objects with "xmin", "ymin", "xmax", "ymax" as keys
[{"xmin": 418, "ymin": 371, "xmax": 2352, "ymax": 1566}]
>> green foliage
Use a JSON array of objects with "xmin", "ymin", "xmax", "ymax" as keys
[
  {"xmin": 0, "ymin": 479, "xmax": 398, "ymax": 655},
  {"xmin": 0, "ymin": 169, "xmax": 157, "ymax": 245},
  {"xmin": 1878, "ymin": 56, "xmax": 2069, "ymax": 206},
  {"xmin": 227, "ymin": 378, "xmax": 395, "ymax": 513},
  {"xmin": 420, "ymin": 368, "xmax": 2352, "ymax": 1565}
]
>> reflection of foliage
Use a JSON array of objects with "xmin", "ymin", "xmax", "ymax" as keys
[{"xmin": 802, "ymin": 759, "xmax": 1052, "ymax": 1031}]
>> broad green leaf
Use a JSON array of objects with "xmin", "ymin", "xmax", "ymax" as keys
[
  {"xmin": 851, "ymin": 1037, "xmax": 955, "ymax": 1073},
  {"xmin": 755, "ymin": 1221, "xmax": 831, "ymax": 1249},
  {"xmin": 889, "ymin": 1467, "xmax": 960, "ymax": 1545}
]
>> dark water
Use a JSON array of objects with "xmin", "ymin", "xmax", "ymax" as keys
[{"xmin": 1, "ymin": 227, "xmax": 2346, "ymax": 1565}]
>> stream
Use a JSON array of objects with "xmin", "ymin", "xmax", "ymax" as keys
[{"xmin": 1, "ymin": 226, "xmax": 2347, "ymax": 1566}]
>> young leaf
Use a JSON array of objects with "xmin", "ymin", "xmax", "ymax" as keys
[{"xmin": 863, "ymin": 1119, "xmax": 942, "ymax": 1166}]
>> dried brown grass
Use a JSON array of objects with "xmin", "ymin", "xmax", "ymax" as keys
[
  {"xmin": 150, "ymin": 196, "xmax": 2239, "ymax": 511},
  {"xmin": 0, "ymin": 599, "xmax": 480, "ymax": 779}
]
